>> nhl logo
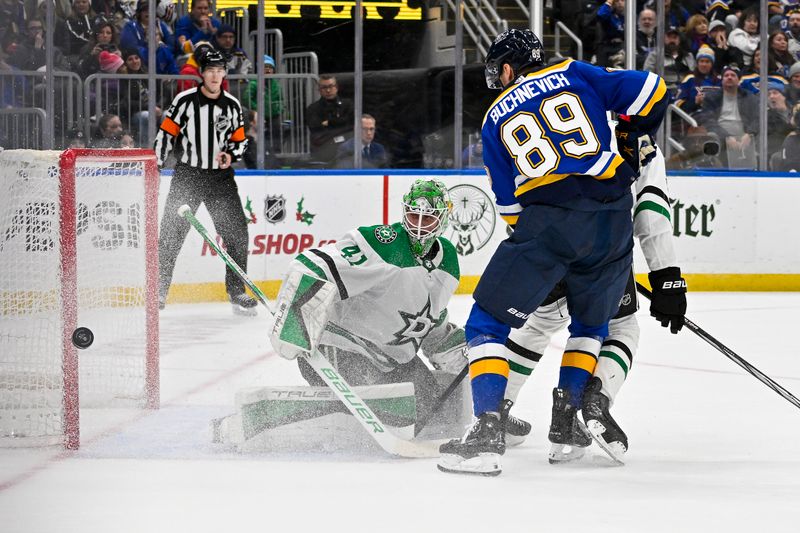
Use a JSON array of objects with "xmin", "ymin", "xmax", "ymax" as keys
[
  {"xmin": 264, "ymin": 195, "xmax": 286, "ymax": 224},
  {"xmin": 620, "ymin": 293, "xmax": 632, "ymax": 307},
  {"xmin": 374, "ymin": 225, "xmax": 397, "ymax": 244}
]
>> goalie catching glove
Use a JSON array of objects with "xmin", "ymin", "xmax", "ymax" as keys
[
  {"xmin": 648, "ymin": 267, "xmax": 687, "ymax": 334},
  {"xmin": 269, "ymin": 271, "xmax": 337, "ymax": 360},
  {"xmin": 616, "ymin": 115, "xmax": 657, "ymax": 176}
]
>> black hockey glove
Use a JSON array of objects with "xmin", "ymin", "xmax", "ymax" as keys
[
  {"xmin": 648, "ymin": 267, "xmax": 687, "ymax": 334},
  {"xmin": 616, "ymin": 116, "xmax": 657, "ymax": 176}
]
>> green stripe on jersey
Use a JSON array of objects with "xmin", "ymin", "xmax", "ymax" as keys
[
  {"xmin": 634, "ymin": 200, "xmax": 671, "ymax": 221},
  {"xmin": 599, "ymin": 350, "xmax": 629, "ymax": 376},
  {"xmin": 296, "ymin": 253, "xmax": 327, "ymax": 280}
]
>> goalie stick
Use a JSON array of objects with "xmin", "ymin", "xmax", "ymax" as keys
[
  {"xmin": 178, "ymin": 205, "xmax": 444, "ymax": 458},
  {"xmin": 636, "ymin": 282, "xmax": 800, "ymax": 411}
]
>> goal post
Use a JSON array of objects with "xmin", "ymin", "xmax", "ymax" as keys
[{"xmin": 0, "ymin": 149, "xmax": 160, "ymax": 449}]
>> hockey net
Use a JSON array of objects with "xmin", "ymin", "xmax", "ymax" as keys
[{"xmin": 0, "ymin": 149, "xmax": 159, "ymax": 449}]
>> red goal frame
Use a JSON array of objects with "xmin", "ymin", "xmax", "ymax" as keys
[{"xmin": 58, "ymin": 149, "xmax": 160, "ymax": 449}]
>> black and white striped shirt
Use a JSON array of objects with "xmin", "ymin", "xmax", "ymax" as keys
[{"xmin": 154, "ymin": 86, "xmax": 247, "ymax": 169}]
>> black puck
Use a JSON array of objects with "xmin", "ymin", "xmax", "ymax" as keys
[{"xmin": 72, "ymin": 327, "xmax": 94, "ymax": 349}]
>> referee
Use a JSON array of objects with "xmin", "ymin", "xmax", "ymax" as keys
[{"xmin": 154, "ymin": 50, "xmax": 257, "ymax": 316}]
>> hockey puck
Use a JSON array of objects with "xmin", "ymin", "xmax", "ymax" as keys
[{"xmin": 72, "ymin": 327, "xmax": 94, "ymax": 350}]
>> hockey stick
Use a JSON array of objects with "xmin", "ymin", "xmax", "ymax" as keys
[
  {"xmin": 179, "ymin": 205, "xmax": 443, "ymax": 457},
  {"xmin": 413, "ymin": 365, "xmax": 468, "ymax": 437},
  {"xmin": 636, "ymin": 282, "xmax": 800, "ymax": 410}
]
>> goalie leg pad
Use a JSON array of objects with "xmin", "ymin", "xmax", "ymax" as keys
[{"xmin": 270, "ymin": 271, "xmax": 337, "ymax": 360}]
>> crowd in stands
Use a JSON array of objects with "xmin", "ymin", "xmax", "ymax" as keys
[
  {"xmin": 584, "ymin": 0, "xmax": 800, "ymax": 170},
  {"xmin": 5, "ymin": 0, "xmax": 800, "ymax": 170}
]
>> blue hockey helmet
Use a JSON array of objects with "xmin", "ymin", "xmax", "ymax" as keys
[{"xmin": 484, "ymin": 29, "xmax": 545, "ymax": 89}]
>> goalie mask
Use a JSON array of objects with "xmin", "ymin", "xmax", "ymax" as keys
[{"xmin": 402, "ymin": 179, "xmax": 452, "ymax": 258}]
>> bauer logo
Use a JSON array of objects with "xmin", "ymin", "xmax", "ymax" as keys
[
  {"xmin": 264, "ymin": 195, "xmax": 286, "ymax": 224},
  {"xmin": 444, "ymin": 184, "xmax": 497, "ymax": 256},
  {"xmin": 670, "ymin": 198, "xmax": 715, "ymax": 238}
]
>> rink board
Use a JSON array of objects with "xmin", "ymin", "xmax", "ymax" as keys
[{"xmin": 159, "ymin": 170, "xmax": 800, "ymax": 302}]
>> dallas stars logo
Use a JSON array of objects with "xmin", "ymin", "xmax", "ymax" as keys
[
  {"xmin": 296, "ymin": 196, "xmax": 316, "ymax": 226},
  {"xmin": 388, "ymin": 297, "xmax": 436, "ymax": 351}
]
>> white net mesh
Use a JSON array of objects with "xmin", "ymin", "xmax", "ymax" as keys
[{"xmin": 0, "ymin": 150, "xmax": 157, "ymax": 446}]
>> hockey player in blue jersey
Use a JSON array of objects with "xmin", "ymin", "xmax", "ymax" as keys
[{"xmin": 438, "ymin": 29, "xmax": 670, "ymax": 476}]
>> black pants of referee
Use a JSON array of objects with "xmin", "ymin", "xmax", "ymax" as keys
[{"xmin": 158, "ymin": 163, "xmax": 250, "ymax": 299}]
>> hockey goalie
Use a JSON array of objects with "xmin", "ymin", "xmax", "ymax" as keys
[{"xmin": 213, "ymin": 179, "xmax": 474, "ymax": 453}]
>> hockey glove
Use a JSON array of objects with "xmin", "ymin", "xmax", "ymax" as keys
[
  {"xmin": 648, "ymin": 267, "xmax": 687, "ymax": 334},
  {"xmin": 424, "ymin": 323, "xmax": 467, "ymax": 374},
  {"xmin": 269, "ymin": 271, "xmax": 337, "ymax": 360},
  {"xmin": 616, "ymin": 116, "xmax": 657, "ymax": 175}
]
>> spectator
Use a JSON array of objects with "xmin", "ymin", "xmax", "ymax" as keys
[
  {"xmin": 595, "ymin": 0, "xmax": 625, "ymax": 68},
  {"xmin": 786, "ymin": 8, "xmax": 800, "ymax": 58},
  {"xmin": 769, "ymin": 30, "xmax": 796, "ymax": 78},
  {"xmin": 462, "ymin": 135, "xmax": 483, "ymax": 168},
  {"xmin": 120, "ymin": 130, "xmax": 136, "ymax": 147},
  {"xmin": 305, "ymin": 74, "xmax": 353, "ymax": 166},
  {"xmin": 92, "ymin": 113, "xmax": 123, "ymax": 148},
  {"xmin": 636, "ymin": 8, "xmax": 657, "ymax": 69},
  {"xmin": 335, "ymin": 114, "xmax": 388, "ymax": 169},
  {"xmin": 91, "ymin": 0, "xmax": 128, "ymax": 33},
  {"xmin": 786, "ymin": 61, "xmax": 800, "ymax": 104},
  {"xmin": 775, "ymin": 103, "xmax": 800, "ymax": 170},
  {"xmin": 8, "ymin": 18, "xmax": 68, "ymax": 71},
  {"xmin": 684, "ymin": 14, "xmax": 710, "ymax": 54},
  {"xmin": 156, "ymin": 0, "xmax": 177, "ymax": 27},
  {"xmin": 728, "ymin": 7, "xmax": 760, "ymax": 68},
  {"xmin": 177, "ymin": 40, "xmax": 228, "ymax": 92},
  {"xmin": 766, "ymin": 81, "xmax": 792, "ymax": 157},
  {"xmin": 676, "ymin": 45, "xmax": 721, "ymax": 115},
  {"xmin": 698, "ymin": 65, "xmax": 758, "ymax": 168},
  {"xmin": 120, "ymin": 0, "xmax": 178, "ymax": 74},
  {"xmin": 174, "ymin": 0, "xmax": 221, "ymax": 51},
  {"xmin": 647, "ymin": 0, "xmax": 689, "ymax": 28},
  {"xmin": 705, "ymin": 0, "xmax": 731, "ymax": 23},
  {"xmin": 0, "ymin": 0, "xmax": 25, "ymax": 45},
  {"xmin": 244, "ymin": 54, "xmax": 283, "ymax": 154},
  {"xmin": 241, "ymin": 108, "xmax": 280, "ymax": 169},
  {"xmin": 57, "ymin": 0, "xmax": 95, "ymax": 59},
  {"xmin": 707, "ymin": 18, "xmax": 742, "ymax": 73},
  {"xmin": 213, "ymin": 23, "xmax": 251, "ymax": 75},
  {"xmin": 77, "ymin": 20, "xmax": 120, "ymax": 78},
  {"xmin": 644, "ymin": 26, "xmax": 696, "ymax": 90},
  {"xmin": 119, "ymin": 48, "xmax": 160, "ymax": 145},
  {"xmin": 66, "ymin": 128, "xmax": 87, "ymax": 148}
]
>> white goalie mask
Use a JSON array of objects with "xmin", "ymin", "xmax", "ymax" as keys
[{"xmin": 401, "ymin": 179, "xmax": 452, "ymax": 258}]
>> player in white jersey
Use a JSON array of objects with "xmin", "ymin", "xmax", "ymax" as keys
[
  {"xmin": 269, "ymin": 179, "xmax": 468, "ymax": 424},
  {"xmin": 504, "ymin": 139, "xmax": 688, "ymax": 463}
]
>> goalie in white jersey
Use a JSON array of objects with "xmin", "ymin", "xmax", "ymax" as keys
[{"xmin": 269, "ymin": 179, "xmax": 468, "ymax": 424}]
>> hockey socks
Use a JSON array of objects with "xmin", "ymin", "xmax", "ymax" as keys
[
  {"xmin": 468, "ymin": 343, "xmax": 509, "ymax": 416},
  {"xmin": 465, "ymin": 303, "xmax": 511, "ymax": 416},
  {"xmin": 503, "ymin": 338, "xmax": 543, "ymax": 404},
  {"xmin": 557, "ymin": 336, "xmax": 601, "ymax": 405}
]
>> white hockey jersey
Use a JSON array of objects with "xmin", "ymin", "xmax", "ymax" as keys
[
  {"xmin": 632, "ymin": 147, "xmax": 677, "ymax": 271},
  {"xmin": 288, "ymin": 223, "xmax": 461, "ymax": 372}
]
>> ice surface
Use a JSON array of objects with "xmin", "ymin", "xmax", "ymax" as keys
[{"xmin": 1, "ymin": 293, "xmax": 800, "ymax": 532}]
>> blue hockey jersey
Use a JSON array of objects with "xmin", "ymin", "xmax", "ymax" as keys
[{"xmin": 481, "ymin": 58, "xmax": 667, "ymax": 225}]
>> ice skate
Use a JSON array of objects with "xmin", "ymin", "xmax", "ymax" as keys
[
  {"xmin": 437, "ymin": 412, "xmax": 505, "ymax": 476},
  {"xmin": 500, "ymin": 399, "xmax": 531, "ymax": 447},
  {"xmin": 582, "ymin": 377, "xmax": 627, "ymax": 465},
  {"xmin": 548, "ymin": 388, "xmax": 591, "ymax": 464},
  {"xmin": 230, "ymin": 293, "xmax": 258, "ymax": 316}
]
